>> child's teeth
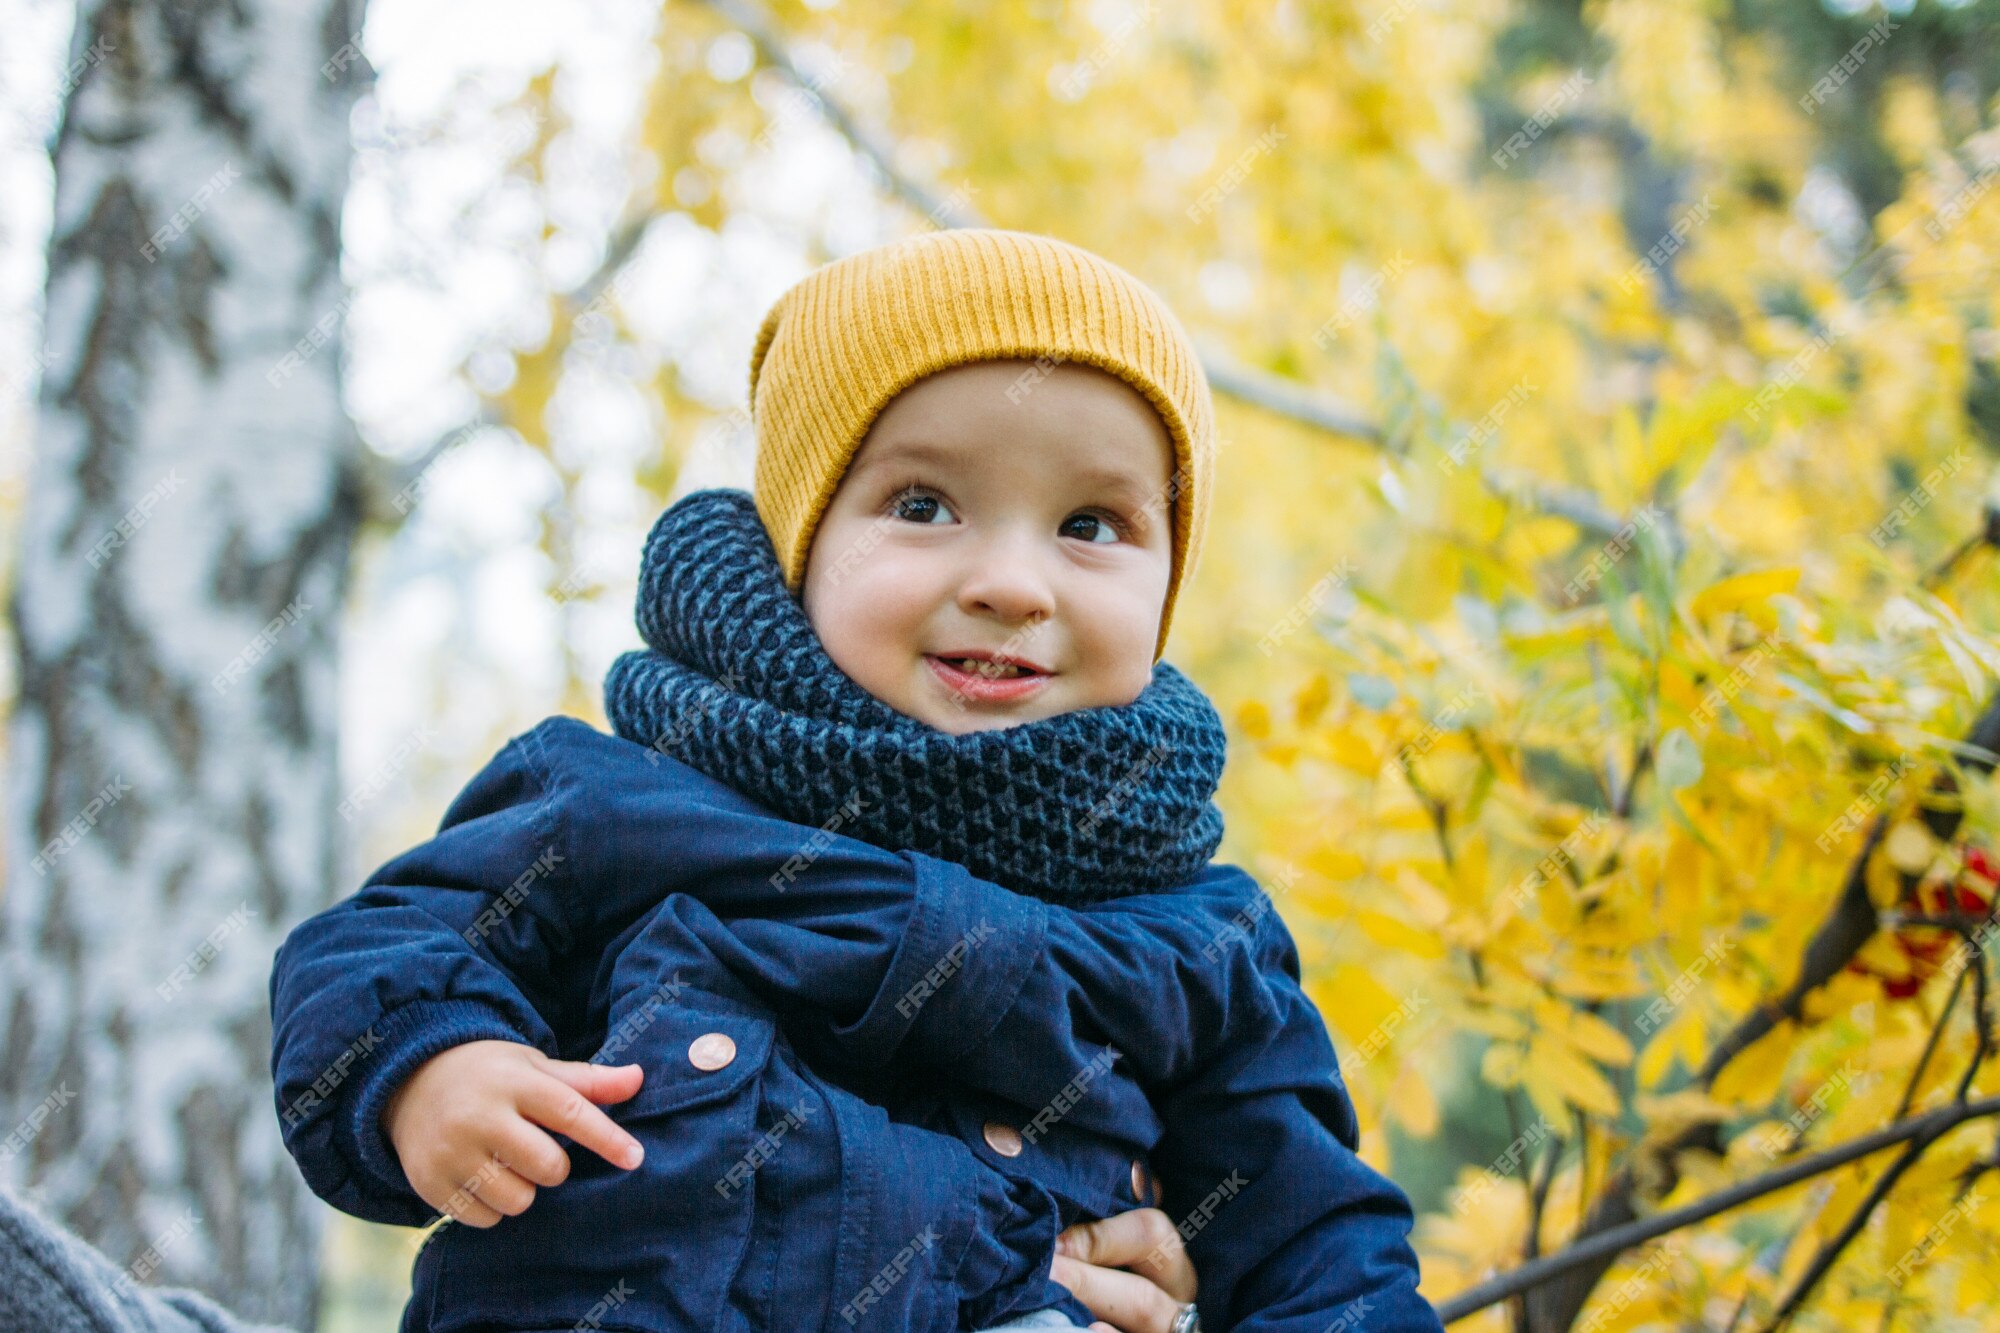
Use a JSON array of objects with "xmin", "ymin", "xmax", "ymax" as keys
[{"xmin": 949, "ymin": 657, "xmax": 1025, "ymax": 677}]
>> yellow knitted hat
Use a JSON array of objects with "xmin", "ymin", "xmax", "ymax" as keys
[{"xmin": 748, "ymin": 227, "xmax": 1216, "ymax": 663}]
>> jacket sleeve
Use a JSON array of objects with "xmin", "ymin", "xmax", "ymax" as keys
[
  {"xmin": 1152, "ymin": 904, "xmax": 1442, "ymax": 1333},
  {"xmin": 819, "ymin": 853, "xmax": 1286, "ymax": 1106},
  {"xmin": 269, "ymin": 728, "xmax": 577, "ymax": 1227}
]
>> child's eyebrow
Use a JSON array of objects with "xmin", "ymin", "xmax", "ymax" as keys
[
  {"xmin": 854, "ymin": 437, "xmax": 961, "ymax": 473},
  {"xmin": 1071, "ymin": 467, "xmax": 1156, "ymax": 502}
]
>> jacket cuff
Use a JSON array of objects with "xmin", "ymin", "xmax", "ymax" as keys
[
  {"xmin": 832, "ymin": 854, "xmax": 1048, "ymax": 1068},
  {"xmin": 953, "ymin": 1165, "xmax": 1087, "ymax": 1329},
  {"xmin": 343, "ymin": 999, "xmax": 547, "ymax": 1206}
]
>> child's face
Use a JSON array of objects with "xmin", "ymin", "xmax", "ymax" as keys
[{"xmin": 799, "ymin": 360, "xmax": 1175, "ymax": 735}]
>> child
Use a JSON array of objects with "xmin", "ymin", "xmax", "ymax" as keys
[{"xmin": 270, "ymin": 229, "xmax": 1443, "ymax": 1332}]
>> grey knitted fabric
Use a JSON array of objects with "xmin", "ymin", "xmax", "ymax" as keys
[{"xmin": 0, "ymin": 1185, "xmax": 291, "ymax": 1333}]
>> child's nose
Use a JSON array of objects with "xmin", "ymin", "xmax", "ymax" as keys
[{"xmin": 954, "ymin": 528, "xmax": 1058, "ymax": 625}]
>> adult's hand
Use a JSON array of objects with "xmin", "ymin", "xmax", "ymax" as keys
[{"xmin": 1048, "ymin": 1207, "xmax": 1198, "ymax": 1333}]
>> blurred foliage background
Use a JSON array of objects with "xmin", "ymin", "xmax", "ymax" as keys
[{"xmin": 7, "ymin": 0, "xmax": 2000, "ymax": 1329}]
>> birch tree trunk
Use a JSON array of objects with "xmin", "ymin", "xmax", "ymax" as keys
[{"xmin": 2, "ymin": 1, "xmax": 368, "ymax": 1325}]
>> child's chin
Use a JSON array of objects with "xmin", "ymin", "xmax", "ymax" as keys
[{"xmin": 939, "ymin": 712, "xmax": 1038, "ymax": 735}]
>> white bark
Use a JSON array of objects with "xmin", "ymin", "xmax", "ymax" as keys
[{"xmin": 3, "ymin": 1, "xmax": 368, "ymax": 1325}]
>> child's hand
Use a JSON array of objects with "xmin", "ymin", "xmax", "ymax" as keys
[
  {"xmin": 1049, "ymin": 1207, "xmax": 1197, "ymax": 1333},
  {"xmin": 382, "ymin": 1039, "xmax": 647, "ymax": 1227}
]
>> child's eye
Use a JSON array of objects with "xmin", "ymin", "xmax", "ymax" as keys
[
  {"xmin": 888, "ymin": 486, "xmax": 954, "ymax": 524},
  {"xmin": 1061, "ymin": 512, "xmax": 1125, "ymax": 544}
]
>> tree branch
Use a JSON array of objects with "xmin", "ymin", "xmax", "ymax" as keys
[
  {"xmin": 1759, "ymin": 1137, "xmax": 1929, "ymax": 1333},
  {"xmin": 1192, "ymin": 336, "xmax": 1381, "ymax": 443},
  {"xmin": 1758, "ymin": 938, "xmax": 1992, "ymax": 1332},
  {"xmin": 1437, "ymin": 1094, "xmax": 2000, "ymax": 1324},
  {"xmin": 359, "ymin": 207, "xmax": 663, "ymax": 525},
  {"xmin": 1893, "ymin": 962, "xmax": 1971, "ymax": 1124},
  {"xmin": 697, "ymin": 0, "xmax": 977, "ymax": 230}
]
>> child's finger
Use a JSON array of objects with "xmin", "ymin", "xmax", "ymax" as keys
[
  {"xmin": 453, "ymin": 1160, "xmax": 538, "ymax": 1219},
  {"xmin": 430, "ymin": 1150, "xmax": 538, "ymax": 1224},
  {"xmin": 538, "ymin": 1054, "xmax": 645, "ymax": 1106},
  {"xmin": 515, "ymin": 1070, "xmax": 646, "ymax": 1171},
  {"xmin": 433, "ymin": 1190, "xmax": 503, "ymax": 1228},
  {"xmin": 489, "ymin": 1116, "xmax": 577, "ymax": 1189}
]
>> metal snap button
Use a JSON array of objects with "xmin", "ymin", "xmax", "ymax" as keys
[
  {"xmin": 983, "ymin": 1120, "xmax": 1024, "ymax": 1157},
  {"xmin": 688, "ymin": 1032, "xmax": 736, "ymax": 1071}
]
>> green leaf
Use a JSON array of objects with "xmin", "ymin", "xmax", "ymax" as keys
[
  {"xmin": 1602, "ymin": 561, "xmax": 1648, "ymax": 659},
  {"xmin": 1347, "ymin": 672, "xmax": 1398, "ymax": 711},
  {"xmin": 1657, "ymin": 726, "xmax": 1704, "ymax": 791},
  {"xmin": 1634, "ymin": 510, "xmax": 1677, "ymax": 650}
]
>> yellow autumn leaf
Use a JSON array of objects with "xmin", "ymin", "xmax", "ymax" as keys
[
  {"xmin": 1311, "ymin": 964, "xmax": 1410, "ymax": 1053},
  {"xmin": 1520, "ymin": 1054, "xmax": 1576, "ymax": 1127},
  {"xmin": 1549, "ymin": 957, "xmax": 1652, "ymax": 1001},
  {"xmin": 1459, "ymin": 1007, "xmax": 1531, "ymax": 1042},
  {"xmin": 1562, "ymin": 1007, "xmax": 1637, "ymax": 1066},
  {"xmin": 1419, "ymin": 1168, "xmax": 1528, "ymax": 1277},
  {"xmin": 1387, "ymin": 1065, "xmax": 1440, "ymax": 1138},
  {"xmin": 1688, "ymin": 568, "xmax": 1802, "ymax": 622},
  {"xmin": 1864, "ymin": 851, "xmax": 1907, "ymax": 910},
  {"xmin": 1527, "ymin": 1033, "xmax": 1623, "ymax": 1118},
  {"xmin": 1450, "ymin": 833, "xmax": 1491, "ymax": 911},
  {"xmin": 1322, "ymin": 727, "xmax": 1381, "ymax": 773},
  {"xmin": 1709, "ymin": 1020, "xmax": 1800, "ymax": 1109},
  {"xmin": 1635, "ymin": 1088, "xmax": 1738, "ymax": 1137},
  {"xmin": 1307, "ymin": 847, "xmax": 1367, "ymax": 880},
  {"xmin": 1351, "ymin": 908, "xmax": 1448, "ymax": 959},
  {"xmin": 1481, "ymin": 1041, "xmax": 1526, "ymax": 1089},
  {"xmin": 1850, "ymin": 931, "xmax": 1916, "ymax": 982},
  {"xmin": 1294, "ymin": 671, "xmax": 1333, "ymax": 725},
  {"xmin": 1635, "ymin": 1019, "xmax": 1677, "ymax": 1092}
]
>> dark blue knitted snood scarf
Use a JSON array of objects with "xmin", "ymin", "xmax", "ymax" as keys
[{"xmin": 602, "ymin": 488, "xmax": 1227, "ymax": 903}]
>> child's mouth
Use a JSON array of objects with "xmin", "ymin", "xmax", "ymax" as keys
[{"xmin": 924, "ymin": 655, "xmax": 1052, "ymax": 702}]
